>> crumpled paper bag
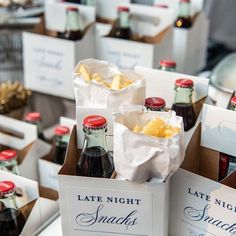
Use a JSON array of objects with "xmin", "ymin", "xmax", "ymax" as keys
[
  {"xmin": 113, "ymin": 108, "xmax": 185, "ymax": 183},
  {"xmin": 73, "ymin": 59, "xmax": 146, "ymax": 108}
]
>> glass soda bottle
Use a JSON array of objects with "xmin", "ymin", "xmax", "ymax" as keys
[
  {"xmin": 0, "ymin": 181, "xmax": 26, "ymax": 236},
  {"xmin": 0, "ymin": 150, "xmax": 20, "ymax": 175},
  {"xmin": 81, "ymin": 0, "xmax": 95, "ymax": 5},
  {"xmin": 58, "ymin": 7, "xmax": 82, "ymax": 41},
  {"xmin": 159, "ymin": 60, "xmax": 176, "ymax": 72},
  {"xmin": 25, "ymin": 112, "xmax": 46, "ymax": 142},
  {"xmin": 172, "ymin": 79, "xmax": 196, "ymax": 131},
  {"xmin": 145, "ymin": 97, "xmax": 166, "ymax": 111},
  {"xmin": 52, "ymin": 126, "xmax": 70, "ymax": 165},
  {"xmin": 219, "ymin": 96, "xmax": 236, "ymax": 181},
  {"xmin": 111, "ymin": 6, "xmax": 132, "ymax": 40},
  {"xmin": 175, "ymin": 0, "xmax": 192, "ymax": 29},
  {"xmin": 77, "ymin": 115, "xmax": 114, "ymax": 178}
]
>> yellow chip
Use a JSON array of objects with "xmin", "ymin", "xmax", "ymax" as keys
[
  {"xmin": 142, "ymin": 118, "xmax": 165, "ymax": 136},
  {"xmin": 78, "ymin": 64, "xmax": 91, "ymax": 82},
  {"xmin": 92, "ymin": 73, "xmax": 103, "ymax": 82},
  {"xmin": 111, "ymin": 75, "xmax": 122, "ymax": 90}
]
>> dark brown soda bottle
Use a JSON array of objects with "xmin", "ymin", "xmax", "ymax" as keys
[
  {"xmin": 172, "ymin": 79, "xmax": 196, "ymax": 131},
  {"xmin": 25, "ymin": 112, "xmax": 47, "ymax": 142},
  {"xmin": 0, "ymin": 181, "xmax": 26, "ymax": 236},
  {"xmin": 145, "ymin": 97, "xmax": 166, "ymax": 111},
  {"xmin": 110, "ymin": 6, "xmax": 132, "ymax": 40},
  {"xmin": 52, "ymin": 126, "xmax": 70, "ymax": 165},
  {"xmin": 175, "ymin": 0, "xmax": 192, "ymax": 29},
  {"xmin": 159, "ymin": 60, "xmax": 176, "ymax": 72},
  {"xmin": 58, "ymin": 7, "xmax": 83, "ymax": 41},
  {"xmin": 77, "ymin": 115, "xmax": 114, "ymax": 178},
  {"xmin": 218, "ymin": 96, "xmax": 236, "ymax": 181}
]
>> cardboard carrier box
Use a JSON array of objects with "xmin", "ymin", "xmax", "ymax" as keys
[
  {"xmin": 23, "ymin": 3, "xmax": 96, "ymax": 99},
  {"xmin": 58, "ymin": 126, "xmax": 170, "ymax": 236},
  {"xmin": 96, "ymin": 4, "xmax": 174, "ymax": 70}
]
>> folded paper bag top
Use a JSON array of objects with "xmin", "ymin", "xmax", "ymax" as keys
[
  {"xmin": 73, "ymin": 58, "xmax": 146, "ymax": 108},
  {"xmin": 113, "ymin": 108, "xmax": 185, "ymax": 183}
]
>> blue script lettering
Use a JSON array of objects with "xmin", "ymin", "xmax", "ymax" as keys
[
  {"xmin": 184, "ymin": 204, "xmax": 236, "ymax": 234},
  {"xmin": 76, "ymin": 204, "xmax": 138, "ymax": 230}
]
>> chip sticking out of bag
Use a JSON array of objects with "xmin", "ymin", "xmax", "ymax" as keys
[
  {"xmin": 78, "ymin": 64, "xmax": 91, "ymax": 82},
  {"xmin": 132, "ymin": 117, "xmax": 180, "ymax": 139}
]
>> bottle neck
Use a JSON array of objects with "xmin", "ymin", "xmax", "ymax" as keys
[
  {"xmin": 0, "ymin": 159, "xmax": 19, "ymax": 175},
  {"xmin": 173, "ymin": 87, "xmax": 193, "ymax": 104},
  {"xmin": 0, "ymin": 192, "xmax": 18, "ymax": 210},
  {"xmin": 83, "ymin": 128, "xmax": 108, "ymax": 151},
  {"xmin": 66, "ymin": 11, "xmax": 81, "ymax": 31},
  {"xmin": 160, "ymin": 65, "xmax": 176, "ymax": 72},
  {"xmin": 55, "ymin": 135, "xmax": 69, "ymax": 147},
  {"xmin": 178, "ymin": 2, "xmax": 191, "ymax": 18},
  {"xmin": 230, "ymin": 104, "xmax": 236, "ymax": 111},
  {"xmin": 119, "ymin": 11, "xmax": 130, "ymax": 29},
  {"xmin": 82, "ymin": 0, "xmax": 95, "ymax": 5}
]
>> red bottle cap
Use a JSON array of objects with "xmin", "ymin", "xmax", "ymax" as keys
[
  {"xmin": 231, "ymin": 96, "xmax": 236, "ymax": 106},
  {"xmin": 67, "ymin": 6, "xmax": 79, "ymax": 12},
  {"xmin": 55, "ymin": 126, "xmax": 70, "ymax": 136},
  {"xmin": 83, "ymin": 115, "xmax": 107, "ymax": 129},
  {"xmin": 154, "ymin": 4, "xmax": 169, "ymax": 8},
  {"xmin": 0, "ymin": 150, "xmax": 17, "ymax": 161},
  {"xmin": 159, "ymin": 60, "xmax": 176, "ymax": 68},
  {"xmin": 175, "ymin": 78, "xmax": 193, "ymax": 88},
  {"xmin": 25, "ymin": 112, "xmax": 41, "ymax": 122},
  {"xmin": 0, "ymin": 181, "xmax": 15, "ymax": 194},
  {"xmin": 145, "ymin": 97, "xmax": 166, "ymax": 109},
  {"xmin": 117, "ymin": 6, "xmax": 130, "ymax": 12}
]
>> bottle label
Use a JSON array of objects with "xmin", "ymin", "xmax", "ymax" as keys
[{"xmin": 120, "ymin": 12, "xmax": 130, "ymax": 28}]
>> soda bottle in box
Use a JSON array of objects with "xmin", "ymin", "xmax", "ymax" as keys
[
  {"xmin": 145, "ymin": 97, "xmax": 166, "ymax": 112},
  {"xmin": 58, "ymin": 7, "xmax": 83, "ymax": 41},
  {"xmin": 219, "ymin": 96, "xmax": 236, "ymax": 181},
  {"xmin": 77, "ymin": 115, "xmax": 114, "ymax": 178},
  {"xmin": 81, "ymin": 0, "xmax": 95, "ymax": 5},
  {"xmin": 0, "ymin": 150, "xmax": 20, "ymax": 175},
  {"xmin": 0, "ymin": 181, "xmax": 26, "ymax": 236},
  {"xmin": 25, "ymin": 112, "xmax": 47, "ymax": 142},
  {"xmin": 110, "ymin": 6, "xmax": 132, "ymax": 40},
  {"xmin": 172, "ymin": 79, "xmax": 196, "ymax": 131},
  {"xmin": 159, "ymin": 60, "xmax": 176, "ymax": 72},
  {"xmin": 175, "ymin": 0, "xmax": 192, "ymax": 29},
  {"xmin": 52, "ymin": 126, "xmax": 70, "ymax": 165}
]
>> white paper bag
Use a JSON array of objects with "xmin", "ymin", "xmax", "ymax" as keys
[
  {"xmin": 113, "ymin": 108, "xmax": 184, "ymax": 183},
  {"xmin": 73, "ymin": 59, "xmax": 146, "ymax": 108}
]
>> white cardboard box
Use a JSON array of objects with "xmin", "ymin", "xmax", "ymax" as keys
[
  {"xmin": 96, "ymin": 4, "xmax": 174, "ymax": 70},
  {"xmin": 201, "ymin": 102, "xmax": 236, "ymax": 157},
  {"xmin": 0, "ymin": 171, "xmax": 58, "ymax": 236},
  {"xmin": 135, "ymin": 66, "xmax": 209, "ymax": 147},
  {"xmin": 170, "ymin": 124, "xmax": 236, "ymax": 236},
  {"xmin": 38, "ymin": 117, "xmax": 75, "ymax": 191},
  {"xmin": 173, "ymin": 11, "xmax": 209, "ymax": 75},
  {"xmin": 58, "ymin": 126, "xmax": 170, "ymax": 236},
  {"xmin": 23, "ymin": 4, "xmax": 95, "ymax": 99},
  {"xmin": 0, "ymin": 115, "xmax": 51, "ymax": 181}
]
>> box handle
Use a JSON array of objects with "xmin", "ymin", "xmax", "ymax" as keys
[{"xmin": 218, "ymin": 120, "xmax": 236, "ymax": 142}]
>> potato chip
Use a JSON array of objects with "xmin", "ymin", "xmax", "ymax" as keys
[{"xmin": 78, "ymin": 64, "xmax": 91, "ymax": 82}]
